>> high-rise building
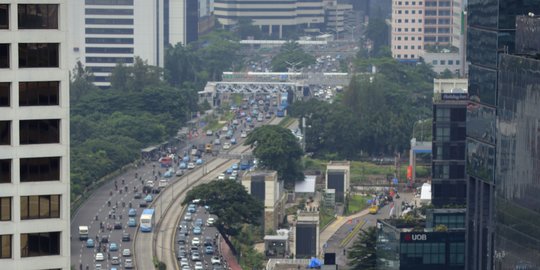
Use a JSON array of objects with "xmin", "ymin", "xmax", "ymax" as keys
[
  {"xmin": 432, "ymin": 79, "xmax": 468, "ymax": 207},
  {"xmin": 465, "ymin": 1, "xmax": 540, "ymax": 269},
  {"xmin": 390, "ymin": 0, "xmax": 425, "ymax": 61},
  {"xmin": 214, "ymin": 0, "xmax": 325, "ymax": 38},
  {"xmin": 0, "ymin": 1, "xmax": 71, "ymax": 269},
  {"xmin": 69, "ymin": 0, "xmax": 203, "ymax": 88}
]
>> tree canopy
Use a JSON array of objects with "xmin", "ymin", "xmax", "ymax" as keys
[
  {"xmin": 244, "ymin": 125, "xmax": 304, "ymax": 186},
  {"xmin": 347, "ymin": 226, "xmax": 378, "ymax": 270},
  {"xmin": 182, "ymin": 181, "xmax": 263, "ymax": 236},
  {"xmin": 271, "ymin": 41, "xmax": 316, "ymax": 72}
]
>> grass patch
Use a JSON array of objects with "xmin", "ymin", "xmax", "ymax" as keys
[
  {"xmin": 231, "ymin": 93, "xmax": 243, "ymax": 105},
  {"xmin": 278, "ymin": 116, "xmax": 294, "ymax": 127},
  {"xmin": 320, "ymin": 207, "xmax": 336, "ymax": 229},
  {"xmin": 202, "ymin": 111, "xmax": 235, "ymax": 132},
  {"xmin": 303, "ymin": 157, "xmax": 327, "ymax": 172},
  {"xmin": 346, "ymin": 194, "xmax": 370, "ymax": 215}
]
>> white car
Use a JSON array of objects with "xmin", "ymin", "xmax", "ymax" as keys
[
  {"xmin": 95, "ymin": 252, "xmax": 104, "ymax": 261},
  {"xmin": 206, "ymin": 130, "xmax": 213, "ymax": 136},
  {"xmin": 191, "ymin": 237, "xmax": 200, "ymax": 245},
  {"xmin": 180, "ymin": 258, "xmax": 189, "ymax": 267},
  {"xmin": 187, "ymin": 162, "xmax": 195, "ymax": 169},
  {"xmin": 124, "ymin": 258, "xmax": 134, "ymax": 269},
  {"xmin": 111, "ymin": 256, "xmax": 120, "ymax": 265},
  {"xmin": 217, "ymin": 174, "xmax": 225, "ymax": 180},
  {"xmin": 231, "ymin": 170, "xmax": 238, "ymax": 177},
  {"xmin": 222, "ymin": 126, "xmax": 228, "ymax": 132},
  {"xmin": 206, "ymin": 217, "xmax": 216, "ymax": 226},
  {"xmin": 211, "ymin": 256, "xmax": 221, "ymax": 265},
  {"xmin": 222, "ymin": 143, "xmax": 231, "ymax": 150},
  {"xmin": 240, "ymin": 132, "xmax": 247, "ymax": 138},
  {"xmin": 122, "ymin": 248, "xmax": 131, "ymax": 257},
  {"xmin": 195, "ymin": 262, "xmax": 204, "ymax": 270}
]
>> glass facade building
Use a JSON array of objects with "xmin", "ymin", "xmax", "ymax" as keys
[{"xmin": 466, "ymin": 1, "xmax": 540, "ymax": 267}]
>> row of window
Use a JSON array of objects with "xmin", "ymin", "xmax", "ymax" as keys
[
  {"xmin": 425, "ymin": 10, "xmax": 451, "ymax": 16},
  {"xmin": 0, "ymin": 4, "xmax": 59, "ymax": 30},
  {"xmin": 0, "ymin": 82, "xmax": 60, "ymax": 107},
  {"xmin": 425, "ymin": 18, "xmax": 451, "ymax": 25},
  {"xmin": 432, "ymin": 59, "xmax": 461, "ymax": 65},
  {"xmin": 395, "ymin": 45, "xmax": 422, "ymax": 50},
  {"xmin": 395, "ymin": 18, "xmax": 423, "ymax": 23},
  {"xmin": 395, "ymin": 27, "xmax": 423, "ymax": 32},
  {"xmin": 395, "ymin": 54, "xmax": 417, "ymax": 59},
  {"xmin": 425, "ymin": 0, "xmax": 451, "ymax": 6},
  {"xmin": 0, "ymin": 195, "xmax": 60, "ymax": 221},
  {"xmin": 425, "ymin": 36, "xmax": 450, "ymax": 42},
  {"xmin": 1, "ymin": 232, "xmax": 60, "ymax": 259},
  {"xmin": 395, "ymin": 9, "xmax": 423, "ymax": 15},
  {"xmin": 0, "ymin": 43, "xmax": 59, "ymax": 68},
  {"xmin": 425, "ymin": 27, "xmax": 451, "ymax": 33},
  {"xmin": 0, "ymin": 120, "xmax": 60, "ymax": 145},
  {"xmin": 394, "ymin": 1, "xmax": 424, "ymax": 5},
  {"xmin": 0, "ymin": 157, "xmax": 61, "ymax": 184},
  {"xmin": 395, "ymin": 36, "xmax": 423, "ymax": 41}
]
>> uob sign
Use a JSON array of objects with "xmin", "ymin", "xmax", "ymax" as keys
[{"xmin": 404, "ymin": 233, "xmax": 428, "ymax": 241}]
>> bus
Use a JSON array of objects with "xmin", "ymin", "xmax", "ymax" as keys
[
  {"xmin": 140, "ymin": 209, "xmax": 155, "ymax": 232},
  {"xmin": 276, "ymin": 106, "xmax": 285, "ymax": 117}
]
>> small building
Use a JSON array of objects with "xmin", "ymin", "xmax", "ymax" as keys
[
  {"xmin": 294, "ymin": 210, "xmax": 320, "ymax": 258},
  {"xmin": 264, "ymin": 229, "xmax": 290, "ymax": 258},
  {"xmin": 295, "ymin": 175, "xmax": 317, "ymax": 196},
  {"xmin": 242, "ymin": 170, "xmax": 286, "ymax": 233},
  {"xmin": 325, "ymin": 161, "xmax": 350, "ymax": 203}
]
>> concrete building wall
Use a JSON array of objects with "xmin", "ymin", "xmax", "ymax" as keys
[
  {"xmin": 391, "ymin": 0, "xmax": 425, "ymax": 61},
  {"xmin": 423, "ymin": 52, "xmax": 462, "ymax": 74},
  {"xmin": 0, "ymin": 1, "xmax": 70, "ymax": 269}
]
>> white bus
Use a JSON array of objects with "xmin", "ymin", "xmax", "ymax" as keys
[{"xmin": 140, "ymin": 209, "xmax": 155, "ymax": 232}]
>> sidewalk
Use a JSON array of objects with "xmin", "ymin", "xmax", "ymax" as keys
[{"xmin": 220, "ymin": 237, "xmax": 242, "ymax": 270}]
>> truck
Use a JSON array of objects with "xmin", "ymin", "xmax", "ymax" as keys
[
  {"xmin": 205, "ymin": 143, "xmax": 213, "ymax": 153},
  {"xmin": 79, "ymin": 226, "xmax": 89, "ymax": 240},
  {"xmin": 158, "ymin": 179, "xmax": 168, "ymax": 189}
]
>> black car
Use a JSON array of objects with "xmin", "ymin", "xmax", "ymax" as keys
[
  {"xmin": 177, "ymin": 249, "xmax": 187, "ymax": 260},
  {"xmin": 134, "ymin": 193, "xmax": 142, "ymax": 199},
  {"xmin": 114, "ymin": 222, "xmax": 122, "ymax": 230},
  {"xmin": 139, "ymin": 201, "xmax": 148, "ymax": 208},
  {"xmin": 177, "ymin": 235, "xmax": 187, "ymax": 244},
  {"xmin": 122, "ymin": 233, "xmax": 131, "ymax": 242},
  {"xmin": 100, "ymin": 235, "xmax": 109, "ymax": 243}
]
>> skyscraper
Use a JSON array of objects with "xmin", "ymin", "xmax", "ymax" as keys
[
  {"xmin": 0, "ymin": 1, "xmax": 71, "ymax": 269},
  {"xmin": 465, "ymin": 1, "xmax": 540, "ymax": 269}
]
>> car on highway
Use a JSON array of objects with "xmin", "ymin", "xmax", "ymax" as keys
[
  {"xmin": 193, "ymin": 226, "xmax": 202, "ymax": 235},
  {"xmin": 206, "ymin": 217, "xmax": 216, "ymax": 226},
  {"xmin": 180, "ymin": 258, "xmax": 189, "ymax": 267},
  {"xmin": 184, "ymin": 213, "xmax": 192, "ymax": 221},
  {"xmin": 124, "ymin": 258, "xmax": 134, "ymax": 269},
  {"xmin": 222, "ymin": 126, "xmax": 228, "ymax": 132},
  {"xmin": 222, "ymin": 142, "xmax": 231, "ymax": 150},
  {"xmin": 144, "ymin": 194, "xmax": 153, "ymax": 202},
  {"xmin": 228, "ymin": 174, "xmax": 237, "ymax": 181},
  {"xmin": 176, "ymin": 169, "xmax": 184, "ymax": 176},
  {"xmin": 369, "ymin": 205, "xmax": 379, "ymax": 214},
  {"xmin": 128, "ymin": 208, "xmax": 137, "ymax": 217},
  {"xmin": 177, "ymin": 234, "xmax": 187, "ymax": 244},
  {"xmin": 179, "ymin": 162, "xmax": 187, "ymax": 169},
  {"xmin": 178, "ymin": 221, "xmax": 189, "ymax": 230},
  {"xmin": 241, "ymin": 132, "xmax": 247, "ymax": 138},
  {"xmin": 206, "ymin": 130, "xmax": 213, "ymax": 136},
  {"xmin": 122, "ymin": 232, "xmax": 131, "ymax": 242},
  {"xmin": 195, "ymin": 262, "xmax": 204, "ymax": 270},
  {"xmin": 205, "ymin": 245, "xmax": 214, "ymax": 254},
  {"xmin": 232, "ymin": 163, "xmax": 239, "ymax": 170},
  {"xmin": 191, "ymin": 237, "xmax": 200, "ymax": 245},
  {"xmin": 128, "ymin": 217, "xmax": 137, "ymax": 227},
  {"xmin": 122, "ymin": 248, "xmax": 131, "ymax": 257},
  {"xmin": 196, "ymin": 158, "xmax": 203, "ymax": 165},
  {"xmin": 100, "ymin": 235, "xmax": 109, "ymax": 243},
  {"xmin": 111, "ymin": 256, "xmax": 120, "ymax": 265},
  {"xmin": 213, "ymin": 139, "xmax": 221, "ymax": 145},
  {"xmin": 211, "ymin": 256, "xmax": 221, "ymax": 265},
  {"xmin": 187, "ymin": 204, "xmax": 197, "ymax": 213},
  {"xmin": 195, "ymin": 218, "xmax": 203, "ymax": 227},
  {"xmin": 204, "ymin": 237, "xmax": 213, "ymax": 246},
  {"xmin": 218, "ymin": 174, "xmax": 225, "ymax": 180},
  {"xmin": 95, "ymin": 252, "xmax": 105, "ymax": 261},
  {"xmin": 94, "ymin": 264, "xmax": 102, "ymax": 270},
  {"xmin": 86, "ymin": 238, "xmax": 94, "ymax": 248},
  {"xmin": 109, "ymin": 242, "xmax": 118, "ymax": 251},
  {"xmin": 187, "ymin": 162, "xmax": 195, "ymax": 169},
  {"xmin": 230, "ymin": 137, "xmax": 237, "ymax": 145},
  {"xmin": 134, "ymin": 193, "xmax": 142, "ymax": 199},
  {"xmin": 139, "ymin": 200, "xmax": 148, "ymax": 208},
  {"xmin": 114, "ymin": 222, "xmax": 122, "ymax": 230},
  {"xmin": 177, "ymin": 248, "xmax": 187, "ymax": 260},
  {"xmin": 191, "ymin": 251, "xmax": 201, "ymax": 261}
]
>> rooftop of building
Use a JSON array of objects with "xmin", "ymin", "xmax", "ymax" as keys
[{"xmin": 244, "ymin": 170, "xmax": 278, "ymax": 177}]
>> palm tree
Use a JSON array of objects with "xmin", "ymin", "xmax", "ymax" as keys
[{"xmin": 347, "ymin": 226, "xmax": 378, "ymax": 270}]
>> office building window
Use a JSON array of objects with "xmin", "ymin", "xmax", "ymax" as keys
[
  {"xmin": 411, "ymin": 54, "xmax": 415, "ymax": 58},
  {"xmin": 448, "ymin": 60, "xmax": 454, "ymax": 65},
  {"xmin": 397, "ymin": 54, "xmax": 401, "ymax": 58},
  {"xmin": 18, "ymin": 43, "xmax": 59, "ymax": 68},
  {"xmin": 401, "ymin": 242, "xmax": 446, "ymax": 264},
  {"xmin": 0, "ymin": 121, "xmax": 10, "ymax": 145},
  {"xmin": 406, "ymin": 10, "xmax": 409, "ymax": 14},
  {"xmin": 432, "ymin": 60, "xmax": 438, "ymax": 65},
  {"xmin": 441, "ymin": 60, "xmax": 446, "ymax": 65},
  {"xmin": 19, "ymin": 81, "xmax": 59, "ymax": 106},
  {"xmin": 19, "ymin": 119, "xmax": 60, "ymax": 144},
  {"xmin": 0, "ymin": 5, "xmax": 8, "ymax": 29},
  {"xmin": 20, "ymin": 195, "xmax": 60, "ymax": 220},
  {"xmin": 20, "ymin": 232, "xmax": 60, "ymax": 257},
  {"xmin": 436, "ymin": 127, "xmax": 450, "ymax": 141},
  {"xmin": 0, "ymin": 44, "xmax": 8, "ymax": 68},
  {"xmin": 0, "ymin": 83, "xmax": 9, "ymax": 106},
  {"xmin": 456, "ymin": 60, "xmax": 460, "ymax": 65},
  {"xmin": 0, "ymin": 197, "xmax": 11, "ymax": 221},
  {"xmin": 449, "ymin": 243, "xmax": 465, "ymax": 264},
  {"xmin": 405, "ymin": 45, "xmax": 408, "ymax": 49},
  {"xmin": 436, "ymin": 108, "xmax": 450, "ymax": 121},
  {"xmin": 0, "ymin": 235, "xmax": 11, "ymax": 259},
  {"xmin": 411, "ymin": 45, "xmax": 415, "ymax": 49},
  {"xmin": 18, "ymin": 4, "xmax": 58, "ymax": 29},
  {"xmin": 85, "ymin": 0, "xmax": 134, "ymax": 4},
  {"xmin": 0, "ymin": 159, "xmax": 10, "ymax": 183},
  {"xmin": 418, "ymin": 45, "xmax": 422, "ymax": 49},
  {"xmin": 20, "ymin": 157, "xmax": 60, "ymax": 182}
]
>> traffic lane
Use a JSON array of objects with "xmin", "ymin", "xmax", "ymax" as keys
[{"xmin": 183, "ymin": 206, "xmax": 221, "ymax": 269}]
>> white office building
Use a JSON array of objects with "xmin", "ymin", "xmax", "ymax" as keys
[
  {"xmin": 0, "ymin": 1, "xmax": 71, "ymax": 269},
  {"xmin": 214, "ymin": 0, "xmax": 325, "ymax": 38}
]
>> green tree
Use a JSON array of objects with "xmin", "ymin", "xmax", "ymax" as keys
[
  {"xmin": 70, "ymin": 61, "xmax": 98, "ymax": 103},
  {"xmin": 364, "ymin": 18, "xmax": 389, "ymax": 56},
  {"xmin": 164, "ymin": 43, "xmax": 201, "ymax": 88},
  {"xmin": 244, "ymin": 125, "xmax": 304, "ymax": 186},
  {"xmin": 347, "ymin": 226, "xmax": 378, "ymax": 270},
  {"xmin": 110, "ymin": 63, "xmax": 130, "ymax": 91},
  {"xmin": 182, "ymin": 181, "xmax": 263, "ymax": 236},
  {"xmin": 439, "ymin": 68, "xmax": 454, "ymax": 79},
  {"xmin": 271, "ymin": 41, "xmax": 316, "ymax": 72},
  {"xmin": 236, "ymin": 18, "xmax": 266, "ymax": 39}
]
